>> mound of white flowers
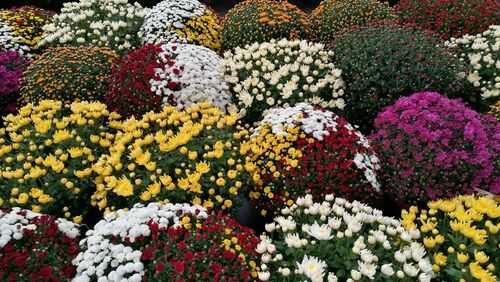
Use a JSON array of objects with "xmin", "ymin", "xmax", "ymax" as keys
[
  {"xmin": 40, "ymin": 0, "xmax": 147, "ymax": 53},
  {"xmin": 257, "ymin": 194, "xmax": 435, "ymax": 282},
  {"xmin": 223, "ymin": 39, "xmax": 345, "ymax": 123},
  {"xmin": 448, "ymin": 25, "xmax": 500, "ymax": 107}
]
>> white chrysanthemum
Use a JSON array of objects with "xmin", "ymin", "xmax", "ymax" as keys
[
  {"xmin": 150, "ymin": 43, "xmax": 233, "ymax": 112},
  {"xmin": 73, "ymin": 203, "xmax": 207, "ymax": 281},
  {"xmin": 284, "ymin": 233, "xmax": 302, "ymax": 248},
  {"xmin": 358, "ymin": 261, "xmax": 377, "ymax": 280},
  {"xmin": 307, "ymin": 221, "xmax": 334, "ymax": 241},
  {"xmin": 296, "ymin": 255, "xmax": 327, "ymax": 280}
]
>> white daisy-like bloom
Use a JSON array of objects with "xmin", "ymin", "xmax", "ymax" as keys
[
  {"xmin": 307, "ymin": 221, "xmax": 334, "ymax": 241},
  {"xmin": 72, "ymin": 203, "xmax": 207, "ymax": 281},
  {"xmin": 296, "ymin": 255, "xmax": 327, "ymax": 280},
  {"xmin": 448, "ymin": 25, "xmax": 499, "ymax": 101},
  {"xmin": 223, "ymin": 39, "xmax": 345, "ymax": 119},
  {"xmin": 0, "ymin": 208, "xmax": 80, "ymax": 248},
  {"xmin": 140, "ymin": 0, "xmax": 204, "ymax": 45},
  {"xmin": 0, "ymin": 21, "xmax": 31, "ymax": 59},
  {"xmin": 149, "ymin": 43, "xmax": 233, "ymax": 112},
  {"xmin": 40, "ymin": 0, "xmax": 146, "ymax": 52}
]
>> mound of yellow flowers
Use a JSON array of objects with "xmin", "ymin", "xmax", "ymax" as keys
[
  {"xmin": 0, "ymin": 100, "xmax": 120, "ymax": 223},
  {"xmin": 401, "ymin": 195, "xmax": 500, "ymax": 282},
  {"xmin": 91, "ymin": 102, "xmax": 250, "ymax": 215}
]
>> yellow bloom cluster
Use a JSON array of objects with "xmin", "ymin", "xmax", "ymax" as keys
[
  {"xmin": 401, "ymin": 195, "xmax": 500, "ymax": 281},
  {"xmin": 91, "ymin": 102, "xmax": 249, "ymax": 215},
  {"xmin": 0, "ymin": 7, "xmax": 54, "ymax": 56},
  {"xmin": 489, "ymin": 100, "xmax": 500, "ymax": 121},
  {"xmin": 0, "ymin": 100, "xmax": 120, "ymax": 223},
  {"xmin": 311, "ymin": 0, "xmax": 397, "ymax": 44},
  {"xmin": 240, "ymin": 124, "xmax": 305, "ymax": 216},
  {"xmin": 174, "ymin": 11, "xmax": 222, "ymax": 51}
]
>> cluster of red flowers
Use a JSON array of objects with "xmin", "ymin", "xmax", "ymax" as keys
[
  {"xmin": 135, "ymin": 212, "xmax": 260, "ymax": 281},
  {"xmin": 0, "ymin": 209, "xmax": 80, "ymax": 282},
  {"xmin": 395, "ymin": 0, "xmax": 499, "ymax": 39},
  {"xmin": 106, "ymin": 43, "xmax": 165, "ymax": 117}
]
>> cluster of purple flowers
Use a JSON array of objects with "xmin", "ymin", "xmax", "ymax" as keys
[
  {"xmin": 370, "ymin": 92, "xmax": 499, "ymax": 204},
  {"xmin": 0, "ymin": 49, "xmax": 28, "ymax": 117}
]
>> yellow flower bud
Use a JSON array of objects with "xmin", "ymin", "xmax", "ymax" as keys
[
  {"xmin": 188, "ymin": 151, "xmax": 198, "ymax": 160},
  {"xmin": 73, "ymin": 216, "xmax": 83, "ymax": 224},
  {"xmin": 423, "ymin": 237, "xmax": 436, "ymax": 249},
  {"xmin": 457, "ymin": 253, "xmax": 468, "ymax": 263},
  {"xmin": 16, "ymin": 193, "xmax": 29, "ymax": 205}
]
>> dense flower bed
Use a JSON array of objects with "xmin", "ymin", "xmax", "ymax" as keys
[
  {"xmin": 221, "ymin": 0, "xmax": 312, "ymax": 51},
  {"xmin": 0, "ymin": 6, "xmax": 54, "ymax": 56},
  {"xmin": 448, "ymin": 25, "xmax": 500, "ymax": 110},
  {"xmin": 330, "ymin": 23, "xmax": 465, "ymax": 132},
  {"xmin": 107, "ymin": 43, "xmax": 233, "ymax": 117},
  {"xmin": 396, "ymin": 0, "xmax": 499, "ymax": 40},
  {"xmin": 21, "ymin": 46, "xmax": 117, "ymax": 104},
  {"xmin": 242, "ymin": 103, "xmax": 381, "ymax": 217},
  {"xmin": 0, "ymin": 49, "xmax": 28, "ymax": 118},
  {"xmin": 92, "ymin": 103, "xmax": 248, "ymax": 215},
  {"xmin": 311, "ymin": 0, "xmax": 397, "ymax": 44},
  {"xmin": 401, "ymin": 195, "xmax": 500, "ymax": 281},
  {"xmin": 0, "ymin": 208, "xmax": 80, "ymax": 281},
  {"xmin": 73, "ymin": 203, "xmax": 260, "ymax": 281},
  {"xmin": 40, "ymin": 0, "xmax": 146, "ymax": 54},
  {"xmin": 257, "ymin": 194, "xmax": 435, "ymax": 281},
  {"xmin": 370, "ymin": 92, "xmax": 500, "ymax": 204},
  {"xmin": 223, "ymin": 39, "xmax": 345, "ymax": 123},
  {"xmin": 140, "ymin": 0, "xmax": 222, "ymax": 51},
  {"xmin": 0, "ymin": 100, "xmax": 120, "ymax": 222}
]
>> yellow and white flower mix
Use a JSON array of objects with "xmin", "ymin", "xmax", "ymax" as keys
[
  {"xmin": 140, "ymin": 0, "xmax": 222, "ymax": 51},
  {"xmin": 0, "ymin": 100, "xmax": 120, "ymax": 223},
  {"xmin": 401, "ymin": 195, "xmax": 500, "ymax": 281},
  {"xmin": 91, "ymin": 102, "xmax": 249, "ymax": 215}
]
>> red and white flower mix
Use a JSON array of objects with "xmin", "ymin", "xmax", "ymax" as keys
[
  {"xmin": 0, "ymin": 208, "xmax": 80, "ymax": 281},
  {"xmin": 73, "ymin": 203, "xmax": 260, "ymax": 281},
  {"xmin": 106, "ymin": 43, "xmax": 233, "ymax": 117},
  {"xmin": 241, "ymin": 103, "xmax": 380, "ymax": 217},
  {"xmin": 257, "ymin": 194, "xmax": 434, "ymax": 282}
]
